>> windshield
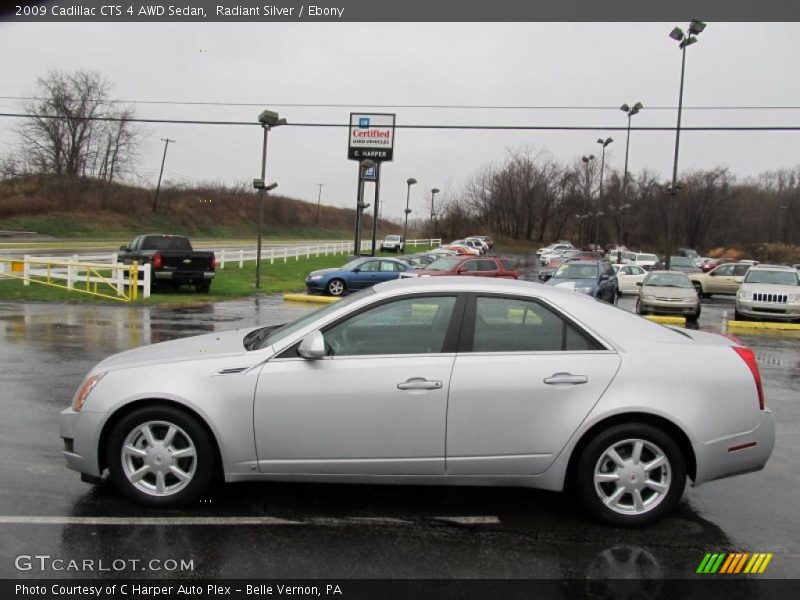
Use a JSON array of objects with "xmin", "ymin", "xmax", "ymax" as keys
[
  {"xmin": 426, "ymin": 257, "xmax": 462, "ymax": 271},
  {"xmin": 340, "ymin": 258, "xmax": 368, "ymax": 271},
  {"xmin": 744, "ymin": 270, "xmax": 800, "ymax": 286},
  {"xmin": 385, "ymin": 235, "xmax": 401, "ymax": 241},
  {"xmin": 247, "ymin": 288, "xmax": 375, "ymax": 351},
  {"xmin": 553, "ymin": 263, "xmax": 599, "ymax": 280},
  {"xmin": 645, "ymin": 273, "xmax": 692, "ymax": 288},
  {"xmin": 637, "ymin": 254, "xmax": 658, "ymax": 262},
  {"xmin": 669, "ymin": 257, "xmax": 694, "ymax": 267}
]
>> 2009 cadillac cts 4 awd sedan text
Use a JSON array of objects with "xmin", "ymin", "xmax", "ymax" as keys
[{"xmin": 60, "ymin": 278, "xmax": 774, "ymax": 526}]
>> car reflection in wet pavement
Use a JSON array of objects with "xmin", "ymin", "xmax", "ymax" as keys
[{"xmin": 0, "ymin": 254, "xmax": 797, "ymax": 580}]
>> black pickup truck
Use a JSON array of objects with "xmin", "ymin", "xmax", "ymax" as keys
[{"xmin": 118, "ymin": 234, "xmax": 216, "ymax": 293}]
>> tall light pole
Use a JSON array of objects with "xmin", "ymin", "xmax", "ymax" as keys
[
  {"xmin": 581, "ymin": 155, "xmax": 595, "ymax": 249},
  {"xmin": 619, "ymin": 102, "xmax": 643, "ymax": 197},
  {"xmin": 666, "ymin": 20, "xmax": 706, "ymax": 270},
  {"xmin": 595, "ymin": 137, "xmax": 613, "ymax": 251},
  {"xmin": 403, "ymin": 178, "xmax": 417, "ymax": 249},
  {"xmin": 430, "ymin": 187, "xmax": 440, "ymax": 237},
  {"xmin": 254, "ymin": 109, "xmax": 286, "ymax": 289},
  {"xmin": 315, "ymin": 183, "xmax": 325, "ymax": 225}
]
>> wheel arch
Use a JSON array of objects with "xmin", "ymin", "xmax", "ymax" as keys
[
  {"xmin": 564, "ymin": 412, "xmax": 697, "ymax": 487},
  {"xmin": 97, "ymin": 398, "xmax": 223, "ymax": 476}
]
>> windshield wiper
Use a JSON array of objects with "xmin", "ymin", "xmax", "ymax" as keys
[{"xmin": 243, "ymin": 324, "xmax": 284, "ymax": 351}]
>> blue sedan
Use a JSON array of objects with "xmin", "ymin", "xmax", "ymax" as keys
[
  {"xmin": 545, "ymin": 260, "xmax": 618, "ymax": 304},
  {"xmin": 305, "ymin": 257, "xmax": 412, "ymax": 296}
]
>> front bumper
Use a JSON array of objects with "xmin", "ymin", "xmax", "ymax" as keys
[
  {"xmin": 640, "ymin": 298, "xmax": 698, "ymax": 315},
  {"xmin": 305, "ymin": 279, "xmax": 327, "ymax": 292},
  {"xmin": 736, "ymin": 300, "xmax": 800, "ymax": 320},
  {"xmin": 693, "ymin": 409, "xmax": 775, "ymax": 485},
  {"xmin": 60, "ymin": 408, "xmax": 105, "ymax": 478}
]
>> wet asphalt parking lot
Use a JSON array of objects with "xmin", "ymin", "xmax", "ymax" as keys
[{"xmin": 0, "ymin": 252, "xmax": 798, "ymax": 582}]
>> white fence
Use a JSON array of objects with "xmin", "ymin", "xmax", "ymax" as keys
[
  {"xmin": 0, "ymin": 256, "xmax": 151, "ymax": 301},
  {"xmin": 21, "ymin": 239, "xmax": 442, "ymax": 270}
]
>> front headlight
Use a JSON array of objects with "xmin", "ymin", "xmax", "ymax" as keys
[
  {"xmin": 684, "ymin": 297, "xmax": 696, "ymax": 303},
  {"xmin": 644, "ymin": 295, "xmax": 656, "ymax": 301},
  {"xmin": 72, "ymin": 372, "xmax": 106, "ymax": 411},
  {"xmin": 307, "ymin": 275, "xmax": 323, "ymax": 280},
  {"xmin": 738, "ymin": 289, "xmax": 752, "ymax": 300},
  {"xmin": 788, "ymin": 293, "xmax": 800, "ymax": 302}
]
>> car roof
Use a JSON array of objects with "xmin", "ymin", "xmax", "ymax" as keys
[{"xmin": 748, "ymin": 264, "xmax": 793, "ymax": 271}]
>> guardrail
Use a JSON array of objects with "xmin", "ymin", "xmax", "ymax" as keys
[
  {"xmin": 0, "ymin": 257, "xmax": 151, "ymax": 301},
  {"xmin": 19, "ymin": 239, "xmax": 443, "ymax": 270}
]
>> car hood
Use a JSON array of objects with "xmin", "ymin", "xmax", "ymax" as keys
[
  {"xmin": 307, "ymin": 267, "xmax": 342, "ymax": 278},
  {"xmin": 741, "ymin": 283, "xmax": 799, "ymax": 293},
  {"xmin": 546, "ymin": 278, "xmax": 597, "ymax": 289},
  {"xmin": 94, "ymin": 328, "xmax": 258, "ymax": 372},
  {"xmin": 642, "ymin": 286, "xmax": 696, "ymax": 298}
]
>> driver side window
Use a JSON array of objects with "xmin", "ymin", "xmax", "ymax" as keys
[
  {"xmin": 323, "ymin": 296, "xmax": 458, "ymax": 356},
  {"xmin": 359, "ymin": 261, "xmax": 381, "ymax": 272}
]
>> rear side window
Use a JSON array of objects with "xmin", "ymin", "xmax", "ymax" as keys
[
  {"xmin": 141, "ymin": 236, "xmax": 192, "ymax": 251},
  {"xmin": 500, "ymin": 259, "xmax": 514, "ymax": 271},
  {"xmin": 470, "ymin": 296, "xmax": 601, "ymax": 353},
  {"xmin": 733, "ymin": 265, "xmax": 751, "ymax": 276},
  {"xmin": 476, "ymin": 260, "xmax": 498, "ymax": 272}
]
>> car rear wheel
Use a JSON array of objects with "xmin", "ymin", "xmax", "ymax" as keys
[
  {"xmin": 326, "ymin": 278, "xmax": 346, "ymax": 296},
  {"xmin": 195, "ymin": 280, "xmax": 211, "ymax": 293},
  {"xmin": 576, "ymin": 423, "xmax": 686, "ymax": 526},
  {"xmin": 106, "ymin": 406, "xmax": 216, "ymax": 507}
]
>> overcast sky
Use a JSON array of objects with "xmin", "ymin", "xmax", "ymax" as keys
[{"xmin": 1, "ymin": 21, "xmax": 799, "ymax": 220}]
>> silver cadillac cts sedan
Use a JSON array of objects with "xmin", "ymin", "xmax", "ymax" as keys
[{"xmin": 60, "ymin": 277, "xmax": 775, "ymax": 526}]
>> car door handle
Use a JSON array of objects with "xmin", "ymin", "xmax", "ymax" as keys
[
  {"xmin": 397, "ymin": 378, "xmax": 443, "ymax": 391},
  {"xmin": 543, "ymin": 373, "xmax": 588, "ymax": 385}
]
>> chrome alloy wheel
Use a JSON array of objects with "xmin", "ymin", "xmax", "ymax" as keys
[
  {"xmin": 327, "ymin": 280, "xmax": 345, "ymax": 296},
  {"xmin": 593, "ymin": 438, "xmax": 672, "ymax": 516},
  {"xmin": 120, "ymin": 421, "xmax": 197, "ymax": 497}
]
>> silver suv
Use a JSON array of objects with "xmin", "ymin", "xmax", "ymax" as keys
[{"xmin": 735, "ymin": 264, "xmax": 800, "ymax": 321}]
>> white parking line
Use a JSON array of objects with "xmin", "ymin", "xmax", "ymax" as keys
[{"xmin": 0, "ymin": 515, "xmax": 500, "ymax": 526}]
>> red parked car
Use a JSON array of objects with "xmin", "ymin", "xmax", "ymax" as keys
[{"xmin": 415, "ymin": 255, "xmax": 519, "ymax": 279}]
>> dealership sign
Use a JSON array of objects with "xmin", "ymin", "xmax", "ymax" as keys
[{"xmin": 348, "ymin": 113, "xmax": 396, "ymax": 161}]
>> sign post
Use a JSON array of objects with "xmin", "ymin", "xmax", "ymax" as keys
[{"xmin": 348, "ymin": 113, "xmax": 395, "ymax": 256}]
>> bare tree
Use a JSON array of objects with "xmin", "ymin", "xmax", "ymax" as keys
[{"xmin": 11, "ymin": 69, "xmax": 140, "ymax": 181}]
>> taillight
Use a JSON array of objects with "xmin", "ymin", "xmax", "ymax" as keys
[
  {"xmin": 732, "ymin": 346, "xmax": 765, "ymax": 410},
  {"xmin": 152, "ymin": 252, "xmax": 163, "ymax": 270},
  {"xmin": 210, "ymin": 253, "xmax": 216, "ymax": 271}
]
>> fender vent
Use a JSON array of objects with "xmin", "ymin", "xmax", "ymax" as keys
[{"xmin": 216, "ymin": 367, "xmax": 248, "ymax": 375}]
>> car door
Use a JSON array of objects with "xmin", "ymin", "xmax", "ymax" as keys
[
  {"xmin": 446, "ymin": 294, "xmax": 620, "ymax": 476},
  {"xmin": 457, "ymin": 259, "xmax": 481, "ymax": 276},
  {"xmin": 619, "ymin": 266, "xmax": 645, "ymax": 293},
  {"xmin": 349, "ymin": 259, "xmax": 382, "ymax": 289},
  {"xmin": 472, "ymin": 259, "xmax": 499, "ymax": 277},
  {"xmin": 707, "ymin": 264, "xmax": 735, "ymax": 294},
  {"xmin": 376, "ymin": 260, "xmax": 404, "ymax": 283},
  {"xmin": 254, "ymin": 294, "xmax": 464, "ymax": 475}
]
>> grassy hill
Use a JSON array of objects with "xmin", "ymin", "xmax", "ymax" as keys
[{"xmin": 0, "ymin": 175, "xmax": 398, "ymax": 240}]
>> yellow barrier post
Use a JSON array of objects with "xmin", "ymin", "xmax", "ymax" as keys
[{"xmin": 130, "ymin": 261, "xmax": 139, "ymax": 301}]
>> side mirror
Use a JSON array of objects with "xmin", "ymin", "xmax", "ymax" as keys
[
  {"xmin": 119, "ymin": 245, "xmax": 129, "ymax": 251},
  {"xmin": 352, "ymin": 267, "xmax": 361, "ymax": 273},
  {"xmin": 636, "ymin": 281, "xmax": 643, "ymax": 287},
  {"xmin": 298, "ymin": 330, "xmax": 326, "ymax": 359}
]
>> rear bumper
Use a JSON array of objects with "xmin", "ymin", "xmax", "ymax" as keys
[
  {"xmin": 154, "ymin": 271, "xmax": 216, "ymax": 280},
  {"xmin": 693, "ymin": 409, "xmax": 775, "ymax": 486}
]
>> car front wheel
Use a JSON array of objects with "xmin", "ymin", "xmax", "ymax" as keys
[
  {"xmin": 106, "ymin": 406, "xmax": 216, "ymax": 507},
  {"xmin": 326, "ymin": 278, "xmax": 346, "ymax": 296},
  {"xmin": 635, "ymin": 299, "xmax": 647, "ymax": 315},
  {"xmin": 576, "ymin": 423, "xmax": 686, "ymax": 526}
]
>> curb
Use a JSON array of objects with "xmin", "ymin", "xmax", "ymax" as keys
[
  {"xmin": 283, "ymin": 293, "xmax": 341, "ymax": 304},
  {"xmin": 644, "ymin": 315, "xmax": 686, "ymax": 325}
]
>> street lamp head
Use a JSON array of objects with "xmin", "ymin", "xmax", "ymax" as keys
[
  {"xmin": 620, "ymin": 103, "xmax": 630, "ymax": 113},
  {"xmin": 431, "ymin": 188, "xmax": 440, "ymax": 194},
  {"xmin": 265, "ymin": 182, "xmax": 278, "ymax": 192},
  {"xmin": 680, "ymin": 36, "xmax": 698, "ymax": 48},
  {"xmin": 669, "ymin": 27, "xmax": 685, "ymax": 41},
  {"xmin": 258, "ymin": 110, "xmax": 286, "ymax": 127},
  {"xmin": 252, "ymin": 178, "xmax": 265, "ymax": 190},
  {"xmin": 407, "ymin": 178, "xmax": 417, "ymax": 185},
  {"xmin": 688, "ymin": 20, "xmax": 706, "ymax": 35},
  {"xmin": 596, "ymin": 138, "xmax": 604, "ymax": 145},
  {"xmin": 633, "ymin": 102, "xmax": 643, "ymax": 111},
  {"xmin": 605, "ymin": 137, "xmax": 613, "ymax": 146}
]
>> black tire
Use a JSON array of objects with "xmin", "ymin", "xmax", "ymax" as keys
[
  {"xmin": 195, "ymin": 280, "xmax": 211, "ymax": 293},
  {"xmin": 105, "ymin": 405, "xmax": 217, "ymax": 508},
  {"xmin": 687, "ymin": 306, "xmax": 701, "ymax": 322},
  {"xmin": 326, "ymin": 278, "xmax": 346, "ymax": 296},
  {"xmin": 635, "ymin": 299, "xmax": 647, "ymax": 315},
  {"xmin": 735, "ymin": 310, "xmax": 748, "ymax": 322},
  {"xmin": 692, "ymin": 282, "xmax": 702, "ymax": 297},
  {"xmin": 575, "ymin": 423, "xmax": 687, "ymax": 527}
]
